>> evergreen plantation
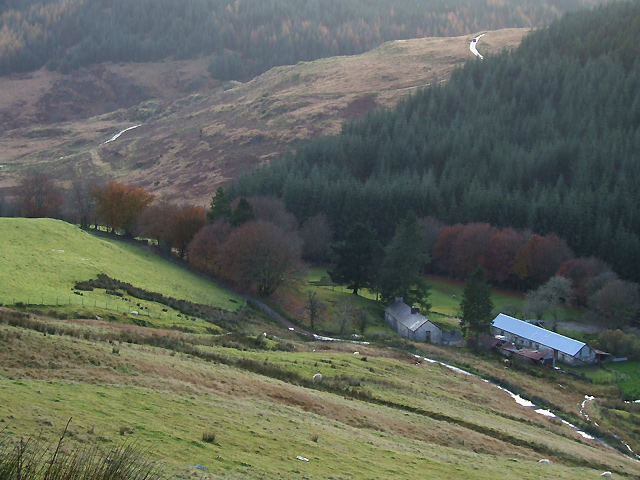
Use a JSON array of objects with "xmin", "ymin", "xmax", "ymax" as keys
[
  {"xmin": 0, "ymin": 0, "xmax": 603, "ymax": 78},
  {"xmin": 231, "ymin": 1, "xmax": 640, "ymax": 283}
]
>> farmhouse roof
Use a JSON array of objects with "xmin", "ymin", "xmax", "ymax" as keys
[
  {"xmin": 492, "ymin": 313, "xmax": 587, "ymax": 357},
  {"xmin": 386, "ymin": 298, "xmax": 431, "ymax": 332},
  {"xmin": 518, "ymin": 349, "xmax": 550, "ymax": 362}
]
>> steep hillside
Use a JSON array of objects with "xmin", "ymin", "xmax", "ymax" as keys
[
  {"xmin": 230, "ymin": 0, "xmax": 640, "ymax": 282},
  {"xmin": 0, "ymin": 0, "xmax": 603, "ymax": 77},
  {"xmin": 0, "ymin": 29, "xmax": 528, "ymax": 204},
  {"xmin": 1, "ymin": 308, "xmax": 639, "ymax": 479},
  {"xmin": 0, "ymin": 218, "xmax": 242, "ymax": 328}
]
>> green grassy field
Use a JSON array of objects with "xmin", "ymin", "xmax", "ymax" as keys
[
  {"xmin": 0, "ymin": 218, "xmax": 242, "ymax": 311},
  {"xmin": 291, "ymin": 269, "xmax": 577, "ymax": 337},
  {"xmin": 2, "ymin": 313, "xmax": 639, "ymax": 480},
  {"xmin": 1, "ymin": 218, "xmax": 639, "ymax": 479},
  {"xmin": 608, "ymin": 361, "xmax": 640, "ymax": 401}
]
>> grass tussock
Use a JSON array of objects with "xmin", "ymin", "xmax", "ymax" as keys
[{"xmin": 0, "ymin": 420, "xmax": 161, "ymax": 480}]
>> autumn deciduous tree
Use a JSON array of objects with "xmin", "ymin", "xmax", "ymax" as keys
[
  {"xmin": 247, "ymin": 196, "xmax": 298, "ymax": 232},
  {"xmin": 217, "ymin": 220, "xmax": 302, "ymax": 295},
  {"xmin": 432, "ymin": 224, "xmax": 464, "ymax": 277},
  {"xmin": 484, "ymin": 227, "xmax": 530, "ymax": 287},
  {"xmin": 587, "ymin": 278, "xmax": 640, "ymax": 329},
  {"xmin": 512, "ymin": 234, "xmax": 574, "ymax": 288},
  {"xmin": 92, "ymin": 182, "xmax": 154, "ymax": 235},
  {"xmin": 450, "ymin": 223, "xmax": 497, "ymax": 278},
  {"xmin": 136, "ymin": 198, "xmax": 176, "ymax": 252},
  {"xmin": 187, "ymin": 220, "xmax": 232, "ymax": 273},
  {"xmin": 556, "ymin": 257, "xmax": 612, "ymax": 306},
  {"xmin": 16, "ymin": 171, "xmax": 62, "ymax": 218},
  {"xmin": 167, "ymin": 204, "xmax": 207, "ymax": 258}
]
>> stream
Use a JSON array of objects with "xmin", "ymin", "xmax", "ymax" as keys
[
  {"xmin": 101, "ymin": 124, "xmax": 142, "ymax": 145},
  {"xmin": 416, "ymin": 354, "xmax": 640, "ymax": 460}
]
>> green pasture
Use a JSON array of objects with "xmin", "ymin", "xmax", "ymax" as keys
[
  {"xmin": 298, "ymin": 269, "xmax": 583, "ymax": 337},
  {"xmin": 0, "ymin": 218, "xmax": 242, "ymax": 316},
  {"xmin": 571, "ymin": 360, "xmax": 640, "ymax": 401},
  {"xmin": 1, "ymin": 376, "xmax": 608, "ymax": 480},
  {"xmin": 608, "ymin": 361, "xmax": 640, "ymax": 400},
  {"xmin": 1, "ymin": 322, "xmax": 637, "ymax": 480}
]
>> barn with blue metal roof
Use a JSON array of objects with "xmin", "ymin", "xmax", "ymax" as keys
[{"xmin": 491, "ymin": 313, "xmax": 596, "ymax": 365}]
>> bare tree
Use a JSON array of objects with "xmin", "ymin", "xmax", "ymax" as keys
[
  {"xmin": 524, "ymin": 275, "xmax": 576, "ymax": 331},
  {"xmin": 305, "ymin": 290, "xmax": 326, "ymax": 330},
  {"xmin": 66, "ymin": 178, "xmax": 98, "ymax": 228},
  {"xmin": 334, "ymin": 301, "xmax": 357, "ymax": 336},
  {"xmin": 16, "ymin": 171, "xmax": 62, "ymax": 218}
]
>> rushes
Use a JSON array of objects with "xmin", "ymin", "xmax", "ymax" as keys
[{"xmin": 0, "ymin": 420, "xmax": 161, "ymax": 480}]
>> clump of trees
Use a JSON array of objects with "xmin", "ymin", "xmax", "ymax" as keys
[
  {"xmin": 188, "ymin": 191, "xmax": 303, "ymax": 295},
  {"xmin": 3, "ymin": 171, "xmax": 639, "ymax": 328},
  {"xmin": 0, "ymin": 0, "xmax": 599, "ymax": 77}
]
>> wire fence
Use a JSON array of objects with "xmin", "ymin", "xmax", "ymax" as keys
[{"xmin": 1, "ymin": 295, "xmax": 185, "ymax": 321}]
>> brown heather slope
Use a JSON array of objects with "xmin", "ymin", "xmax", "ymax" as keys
[{"xmin": 0, "ymin": 29, "xmax": 528, "ymax": 205}]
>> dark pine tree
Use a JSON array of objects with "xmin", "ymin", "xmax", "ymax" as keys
[
  {"xmin": 378, "ymin": 214, "xmax": 431, "ymax": 311},
  {"xmin": 460, "ymin": 267, "xmax": 494, "ymax": 349},
  {"xmin": 208, "ymin": 187, "xmax": 232, "ymax": 222},
  {"xmin": 329, "ymin": 222, "xmax": 381, "ymax": 295}
]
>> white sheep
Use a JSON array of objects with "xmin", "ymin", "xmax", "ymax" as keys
[
  {"xmin": 600, "ymin": 472, "xmax": 612, "ymax": 478},
  {"xmin": 312, "ymin": 373, "xmax": 322, "ymax": 383},
  {"xmin": 130, "ymin": 310, "xmax": 138, "ymax": 315},
  {"xmin": 538, "ymin": 459, "xmax": 550, "ymax": 465}
]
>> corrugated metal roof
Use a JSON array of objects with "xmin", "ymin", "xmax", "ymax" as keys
[
  {"xmin": 386, "ymin": 299, "xmax": 431, "ymax": 332},
  {"xmin": 492, "ymin": 313, "xmax": 586, "ymax": 356}
]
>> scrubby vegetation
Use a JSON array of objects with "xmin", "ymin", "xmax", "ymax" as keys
[{"xmin": 0, "ymin": 422, "xmax": 161, "ymax": 480}]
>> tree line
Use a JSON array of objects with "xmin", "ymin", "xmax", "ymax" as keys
[
  {"xmin": 0, "ymin": 0, "xmax": 604, "ymax": 78},
  {"xmin": 230, "ymin": 0, "xmax": 640, "ymax": 283},
  {"xmin": 3, "ymin": 173, "xmax": 639, "ymax": 331}
]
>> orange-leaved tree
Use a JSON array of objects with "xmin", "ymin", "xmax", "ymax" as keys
[
  {"xmin": 92, "ymin": 182, "xmax": 154, "ymax": 235},
  {"xmin": 168, "ymin": 204, "xmax": 207, "ymax": 258}
]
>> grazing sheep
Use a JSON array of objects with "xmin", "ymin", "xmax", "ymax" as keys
[
  {"xmin": 130, "ymin": 310, "xmax": 138, "ymax": 315},
  {"xmin": 601, "ymin": 472, "xmax": 612, "ymax": 478},
  {"xmin": 538, "ymin": 459, "xmax": 550, "ymax": 465},
  {"xmin": 353, "ymin": 351, "xmax": 359, "ymax": 355},
  {"xmin": 312, "ymin": 373, "xmax": 322, "ymax": 383}
]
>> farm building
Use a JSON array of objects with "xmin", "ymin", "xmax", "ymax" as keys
[
  {"xmin": 491, "ymin": 313, "xmax": 596, "ymax": 365},
  {"xmin": 385, "ymin": 298, "xmax": 443, "ymax": 344}
]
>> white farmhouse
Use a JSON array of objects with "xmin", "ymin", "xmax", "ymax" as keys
[{"xmin": 385, "ymin": 298, "xmax": 443, "ymax": 344}]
